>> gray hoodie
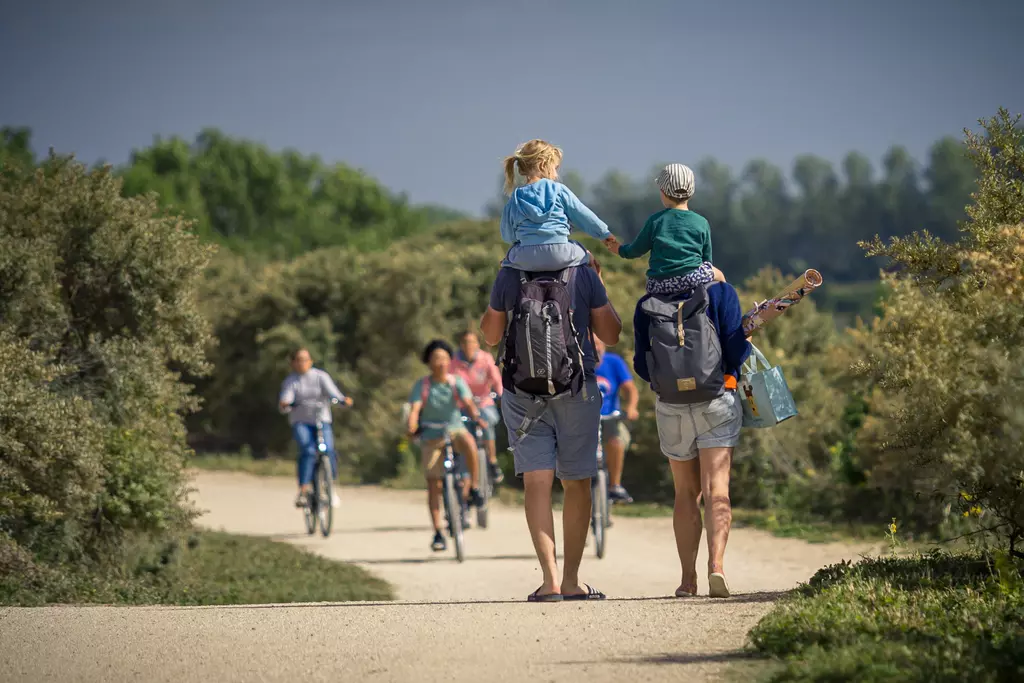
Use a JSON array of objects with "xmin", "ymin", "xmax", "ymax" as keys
[{"xmin": 278, "ymin": 368, "xmax": 346, "ymax": 426}]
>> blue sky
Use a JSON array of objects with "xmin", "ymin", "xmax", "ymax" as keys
[{"xmin": 2, "ymin": 0, "xmax": 1021, "ymax": 214}]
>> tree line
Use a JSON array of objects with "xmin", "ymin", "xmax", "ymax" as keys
[{"xmin": 487, "ymin": 137, "xmax": 978, "ymax": 286}]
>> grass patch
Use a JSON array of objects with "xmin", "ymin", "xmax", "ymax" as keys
[
  {"xmin": 1, "ymin": 531, "xmax": 394, "ymax": 606},
  {"xmin": 748, "ymin": 551, "xmax": 1024, "ymax": 682},
  {"xmin": 189, "ymin": 452, "xmax": 359, "ymax": 484}
]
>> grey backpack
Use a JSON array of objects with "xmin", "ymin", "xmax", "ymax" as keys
[
  {"xmin": 500, "ymin": 268, "xmax": 586, "ymax": 398},
  {"xmin": 640, "ymin": 286, "xmax": 724, "ymax": 404}
]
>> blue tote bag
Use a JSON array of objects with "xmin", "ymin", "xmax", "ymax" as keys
[{"xmin": 739, "ymin": 345, "xmax": 798, "ymax": 429}]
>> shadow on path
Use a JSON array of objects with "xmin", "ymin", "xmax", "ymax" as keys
[{"xmin": 159, "ymin": 591, "xmax": 787, "ymax": 611}]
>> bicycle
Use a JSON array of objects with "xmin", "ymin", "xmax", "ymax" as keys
[
  {"xmin": 287, "ymin": 397, "xmax": 344, "ymax": 538},
  {"xmin": 591, "ymin": 409, "xmax": 620, "ymax": 559},
  {"xmin": 464, "ymin": 393, "xmax": 499, "ymax": 529},
  {"xmin": 419, "ymin": 421, "xmax": 468, "ymax": 562}
]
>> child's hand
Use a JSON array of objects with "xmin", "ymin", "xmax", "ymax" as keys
[{"xmin": 603, "ymin": 235, "xmax": 621, "ymax": 255}]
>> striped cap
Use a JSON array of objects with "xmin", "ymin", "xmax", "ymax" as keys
[{"xmin": 656, "ymin": 163, "xmax": 695, "ymax": 200}]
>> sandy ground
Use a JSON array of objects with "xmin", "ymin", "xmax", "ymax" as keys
[{"xmin": 0, "ymin": 471, "xmax": 875, "ymax": 683}]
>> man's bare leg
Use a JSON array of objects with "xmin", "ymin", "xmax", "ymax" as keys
[
  {"xmin": 523, "ymin": 469, "xmax": 559, "ymax": 596},
  {"xmin": 559, "ymin": 477, "xmax": 592, "ymax": 596}
]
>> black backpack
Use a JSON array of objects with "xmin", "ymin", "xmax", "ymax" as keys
[
  {"xmin": 640, "ymin": 286, "xmax": 725, "ymax": 404},
  {"xmin": 500, "ymin": 268, "xmax": 587, "ymax": 398}
]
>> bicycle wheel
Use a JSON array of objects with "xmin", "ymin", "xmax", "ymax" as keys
[
  {"xmin": 303, "ymin": 489, "xmax": 316, "ymax": 535},
  {"xmin": 316, "ymin": 455, "xmax": 334, "ymax": 538},
  {"xmin": 443, "ymin": 473, "xmax": 465, "ymax": 563},
  {"xmin": 476, "ymin": 450, "xmax": 491, "ymax": 530},
  {"xmin": 592, "ymin": 469, "xmax": 608, "ymax": 559}
]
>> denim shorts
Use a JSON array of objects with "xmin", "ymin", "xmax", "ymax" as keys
[
  {"xmin": 654, "ymin": 391, "xmax": 742, "ymax": 461},
  {"xmin": 501, "ymin": 378, "xmax": 601, "ymax": 480}
]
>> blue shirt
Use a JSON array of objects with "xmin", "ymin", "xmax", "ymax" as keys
[
  {"xmin": 500, "ymin": 179, "xmax": 611, "ymax": 247},
  {"xmin": 632, "ymin": 282, "xmax": 752, "ymax": 385},
  {"xmin": 488, "ymin": 265, "xmax": 608, "ymax": 375},
  {"xmin": 596, "ymin": 352, "xmax": 632, "ymax": 416}
]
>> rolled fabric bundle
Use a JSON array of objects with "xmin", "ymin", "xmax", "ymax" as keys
[{"xmin": 741, "ymin": 269, "xmax": 823, "ymax": 336}]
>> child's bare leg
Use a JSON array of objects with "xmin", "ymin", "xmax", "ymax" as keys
[{"xmin": 711, "ymin": 266, "xmax": 726, "ymax": 283}]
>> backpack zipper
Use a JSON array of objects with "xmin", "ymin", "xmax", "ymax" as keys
[
  {"xmin": 543, "ymin": 308, "xmax": 555, "ymax": 395},
  {"xmin": 524, "ymin": 310, "xmax": 537, "ymax": 380}
]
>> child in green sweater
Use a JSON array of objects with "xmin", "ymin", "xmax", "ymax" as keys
[{"xmin": 613, "ymin": 163, "xmax": 725, "ymax": 295}]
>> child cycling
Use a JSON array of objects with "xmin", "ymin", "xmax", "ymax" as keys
[
  {"xmin": 614, "ymin": 163, "xmax": 725, "ymax": 294},
  {"xmin": 407, "ymin": 339, "xmax": 489, "ymax": 552},
  {"xmin": 500, "ymin": 139, "xmax": 619, "ymax": 272}
]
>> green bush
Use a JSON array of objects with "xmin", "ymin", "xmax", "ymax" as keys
[
  {"xmin": 749, "ymin": 553, "xmax": 1024, "ymax": 682},
  {"xmin": 851, "ymin": 110, "xmax": 1024, "ymax": 546},
  {"xmin": 0, "ymin": 155, "xmax": 211, "ymax": 566}
]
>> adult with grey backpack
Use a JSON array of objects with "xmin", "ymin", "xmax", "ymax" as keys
[
  {"xmin": 480, "ymin": 257, "xmax": 622, "ymax": 603},
  {"xmin": 632, "ymin": 281, "xmax": 751, "ymax": 599}
]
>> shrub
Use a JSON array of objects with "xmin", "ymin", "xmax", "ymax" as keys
[
  {"xmin": 0, "ymin": 155, "xmax": 211, "ymax": 565},
  {"xmin": 853, "ymin": 110, "xmax": 1024, "ymax": 548}
]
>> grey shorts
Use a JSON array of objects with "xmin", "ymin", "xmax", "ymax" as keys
[
  {"xmin": 501, "ymin": 240, "xmax": 590, "ymax": 271},
  {"xmin": 501, "ymin": 378, "xmax": 601, "ymax": 480},
  {"xmin": 654, "ymin": 391, "xmax": 742, "ymax": 462}
]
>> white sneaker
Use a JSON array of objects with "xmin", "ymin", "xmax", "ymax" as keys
[{"xmin": 331, "ymin": 492, "xmax": 341, "ymax": 508}]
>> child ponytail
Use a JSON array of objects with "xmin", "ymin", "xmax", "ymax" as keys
[{"xmin": 502, "ymin": 154, "xmax": 519, "ymax": 195}]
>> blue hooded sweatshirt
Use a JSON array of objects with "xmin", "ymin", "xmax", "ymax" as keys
[{"xmin": 500, "ymin": 179, "xmax": 611, "ymax": 246}]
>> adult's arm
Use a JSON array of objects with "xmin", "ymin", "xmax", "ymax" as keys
[
  {"xmin": 711, "ymin": 284, "xmax": 751, "ymax": 373},
  {"xmin": 631, "ymin": 297, "xmax": 652, "ymax": 383},
  {"xmin": 480, "ymin": 308, "xmax": 506, "ymax": 348},
  {"xmin": 584, "ymin": 263, "xmax": 621, "ymax": 345},
  {"xmin": 591, "ymin": 303, "xmax": 621, "ymax": 346}
]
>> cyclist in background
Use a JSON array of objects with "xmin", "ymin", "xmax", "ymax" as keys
[
  {"xmin": 407, "ymin": 339, "xmax": 488, "ymax": 552},
  {"xmin": 278, "ymin": 348, "xmax": 353, "ymax": 508},
  {"xmin": 594, "ymin": 337, "xmax": 640, "ymax": 504},
  {"xmin": 453, "ymin": 330, "xmax": 505, "ymax": 484}
]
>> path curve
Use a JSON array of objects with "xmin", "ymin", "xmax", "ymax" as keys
[{"xmin": 0, "ymin": 471, "xmax": 874, "ymax": 683}]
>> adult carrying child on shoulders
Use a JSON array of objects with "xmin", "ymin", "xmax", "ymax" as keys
[{"xmin": 632, "ymin": 278, "xmax": 750, "ymax": 599}]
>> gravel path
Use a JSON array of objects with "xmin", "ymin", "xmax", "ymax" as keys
[{"xmin": 0, "ymin": 471, "xmax": 874, "ymax": 683}]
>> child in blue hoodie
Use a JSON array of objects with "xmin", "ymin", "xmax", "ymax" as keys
[{"xmin": 500, "ymin": 139, "xmax": 619, "ymax": 271}]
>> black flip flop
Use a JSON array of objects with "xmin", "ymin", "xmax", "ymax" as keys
[
  {"xmin": 563, "ymin": 584, "xmax": 606, "ymax": 601},
  {"xmin": 527, "ymin": 588, "xmax": 563, "ymax": 603}
]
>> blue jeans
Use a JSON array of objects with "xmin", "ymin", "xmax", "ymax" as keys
[{"xmin": 293, "ymin": 422, "xmax": 337, "ymax": 487}]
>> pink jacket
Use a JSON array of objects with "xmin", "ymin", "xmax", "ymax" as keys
[{"xmin": 453, "ymin": 351, "xmax": 503, "ymax": 409}]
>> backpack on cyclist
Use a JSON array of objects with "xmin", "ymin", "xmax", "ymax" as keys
[
  {"xmin": 419, "ymin": 374, "xmax": 468, "ymax": 409},
  {"xmin": 640, "ymin": 285, "xmax": 725, "ymax": 404},
  {"xmin": 499, "ymin": 268, "xmax": 587, "ymax": 398}
]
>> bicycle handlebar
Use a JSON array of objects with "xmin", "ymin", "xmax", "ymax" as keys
[{"xmin": 282, "ymin": 397, "xmax": 348, "ymax": 413}]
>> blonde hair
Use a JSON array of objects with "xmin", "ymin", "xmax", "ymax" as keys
[{"xmin": 503, "ymin": 139, "xmax": 563, "ymax": 195}]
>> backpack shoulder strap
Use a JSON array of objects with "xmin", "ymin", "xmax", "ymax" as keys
[{"xmin": 420, "ymin": 376, "xmax": 431, "ymax": 404}]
